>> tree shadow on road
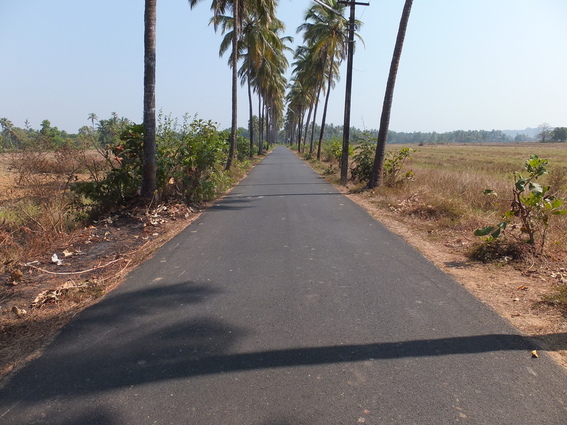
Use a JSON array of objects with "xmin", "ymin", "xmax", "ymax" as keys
[{"xmin": 3, "ymin": 308, "xmax": 563, "ymax": 403}]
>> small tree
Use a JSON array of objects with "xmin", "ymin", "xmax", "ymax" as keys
[
  {"xmin": 537, "ymin": 122, "xmax": 552, "ymax": 143},
  {"xmin": 551, "ymin": 127, "xmax": 567, "ymax": 142}
]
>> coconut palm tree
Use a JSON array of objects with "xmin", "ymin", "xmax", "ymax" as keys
[
  {"xmin": 87, "ymin": 113, "xmax": 98, "ymax": 129},
  {"xmin": 297, "ymin": 0, "xmax": 360, "ymax": 160},
  {"xmin": 141, "ymin": 0, "xmax": 157, "ymax": 199},
  {"xmin": 216, "ymin": 6, "xmax": 290, "ymax": 157},
  {"xmin": 367, "ymin": 0, "xmax": 414, "ymax": 189},
  {"xmin": 191, "ymin": 0, "xmax": 280, "ymax": 168},
  {"xmin": 189, "ymin": 0, "xmax": 241, "ymax": 169}
]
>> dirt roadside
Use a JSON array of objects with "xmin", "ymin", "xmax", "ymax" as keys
[{"xmin": 344, "ymin": 189, "xmax": 567, "ymax": 367}]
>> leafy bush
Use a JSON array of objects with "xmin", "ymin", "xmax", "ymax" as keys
[
  {"xmin": 73, "ymin": 115, "xmax": 230, "ymax": 212},
  {"xmin": 158, "ymin": 115, "xmax": 229, "ymax": 203},
  {"xmin": 73, "ymin": 124, "xmax": 144, "ymax": 213},
  {"xmin": 383, "ymin": 147, "xmax": 414, "ymax": 187},
  {"xmin": 474, "ymin": 155, "xmax": 567, "ymax": 254},
  {"xmin": 351, "ymin": 140, "xmax": 375, "ymax": 182}
]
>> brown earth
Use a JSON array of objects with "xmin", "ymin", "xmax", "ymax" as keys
[{"xmin": 1, "ymin": 152, "xmax": 566, "ymax": 385}]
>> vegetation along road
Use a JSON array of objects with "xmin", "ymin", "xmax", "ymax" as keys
[{"xmin": 0, "ymin": 146, "xmax": 566, "ymax": 424}]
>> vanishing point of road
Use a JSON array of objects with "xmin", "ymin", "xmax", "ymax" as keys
[{"xmin": 0, "ymin": 146, "xmax": 566, "ymax": 424}]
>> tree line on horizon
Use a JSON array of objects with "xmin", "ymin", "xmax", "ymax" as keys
[{"xmin": 2, "ymin": 114, "xmax": 567, "ymax": 152}]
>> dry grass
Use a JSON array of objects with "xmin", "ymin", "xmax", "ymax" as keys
[
  {"xmin": 378, "ymin": 144, "xmax": 567, "ymax": 249},
  {"xmin": 0, "ymin": 148, "xmax": 103, "ymax": 274}
]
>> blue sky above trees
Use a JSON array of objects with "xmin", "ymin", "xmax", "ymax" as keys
[{"xmin": 1, "ymin": 0, "xmax": 566, "ymax": 133}]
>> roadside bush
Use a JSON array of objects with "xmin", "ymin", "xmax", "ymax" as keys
[
  {"xmin": 73, "ymin": 115, "xmax": 231, "ymax": 211},
  {"xmin": 236, "ymin": 133, "xmax": 255, "ymax": 161},
  {"xmin": 72, "ymin": 124, "xmax": 144, "ymax": 214},
  {"xmin": 158, "ymin": 115, "xmax": 229, "ymax": 204},
  {"xmin": 474, "ymin": 155, "xmax": 567, "ymax": 255},
  {"xmin": 383, "ymin": 147, "xmax": 414, "ymax": 187},
  {"xmin": 321, "ymin": 139, "xmax": 342, "ymax": 162},
  {"xmin": 350, "ymin": 140, "xmax": 375, "ymax": 182}
]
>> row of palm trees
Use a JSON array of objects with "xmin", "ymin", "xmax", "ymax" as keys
[
  {"xmin": 141, "ymin": 0, "xmax": 291, "ymax": 197},
  {"xmin": 190, "ymin": 0, "xmax": 292, "ymax": 161},
  {"xmin": 285, "ymin": 0, "xmax": 359, "ymax": 161},
  {"xmin": 141, "ymin": 0, "xmax": 414, "ymax": 196}
]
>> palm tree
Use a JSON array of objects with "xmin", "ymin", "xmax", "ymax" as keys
[
  {"xmin": 248, "ymin": 18, "xmax": 289, "ymax": 152},
  {"xmin": 290, "ymin": 45, "xmax": 319, "ymax": 152},
  {"xmin": 367, "ymin": 0, "xmax": 414, "ymax": 189},
  {"xmin": 217, "ymin": 5, "xmax": 289, "ymax": 157},
  {"xmin": 189, "ymin": 0, "xmax": 247, "ymax": 170},
  {"xmin": 297, "ymin": 0, "xmax": 353, "ymax": 160},
  {"xmin": 141, "ymin": 0, "xmax": 157, "ymax": 199},
  {"xmin": 87, "ymin": 113, "xmax": 98, "ymax": 129}
]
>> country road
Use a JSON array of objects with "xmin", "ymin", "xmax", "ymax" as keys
[{"xmin": 0, "ymin": 146, "xmax": 565, "ymax": 424}]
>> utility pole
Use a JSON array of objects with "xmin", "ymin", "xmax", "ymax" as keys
[{"xmin": 339, "ymin": 0, "xmax": 368, "ymax": 185}]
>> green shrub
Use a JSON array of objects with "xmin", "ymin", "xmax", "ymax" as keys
[
  {"xmin": 351, "ymin": 140, "xmax": 375, "ymax": 182},
  {"xmin": 72, "ymin": 124, "xmax": 144, "ymax": 213},
  {"xmin": 73, "ymin": 115, "xmax": 231, "ymax": 212},
  {"xmin": 383, "ymin": 147, "xmax": 414, "ymax": 187},
  {"xmin": 474, "ymin": 155, "xmax": 567, "ymax": 254}
]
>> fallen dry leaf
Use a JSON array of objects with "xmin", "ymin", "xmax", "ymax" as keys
[{"xmin": 517, "ymin": 285, "xmax": 528, "ymax": 291}]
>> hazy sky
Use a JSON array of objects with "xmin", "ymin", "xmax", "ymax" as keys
[{"xmin": 2, "ymin": 0, "xmax": 566, "ymax": 133}]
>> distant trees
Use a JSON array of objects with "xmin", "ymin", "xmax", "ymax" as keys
[
  {"xmin": 551, "ymin": 127, "xmax": 567, "ymax": 142},
  {"xmin": 537, "ymin": 122, "xmax": 552, "ymax": 143}
]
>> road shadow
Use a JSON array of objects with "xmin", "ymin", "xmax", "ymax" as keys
[
  {"xmin": 444, "ymin": 260, "xmax": 475, "ymax": 269},
  {"xmin": 3, "ymin": 306, "xmax": 563, "ymax": 404}
]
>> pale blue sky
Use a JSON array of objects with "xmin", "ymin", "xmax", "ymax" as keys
[{"xmin": 1, "ymin": 0, "xmax": 566, "ymax": 133}]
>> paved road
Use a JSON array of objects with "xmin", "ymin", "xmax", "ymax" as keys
[{"xmin": 1, "ymin": 146, "xmax": 566, "ymax": 424}]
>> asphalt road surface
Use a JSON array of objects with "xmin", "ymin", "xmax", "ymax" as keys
[{"xmin": 1, "ymin": 146, "xmax": 566, "ymax": 424}]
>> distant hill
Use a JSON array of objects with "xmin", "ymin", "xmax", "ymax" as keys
[{"xmin": 501, "ymin": 127, "xmax": 541, "ymax": 139}]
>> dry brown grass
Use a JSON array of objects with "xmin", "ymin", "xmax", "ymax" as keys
[{"xmin": 377, "ymin": 144, "xmax": 567, "ymax": 251}]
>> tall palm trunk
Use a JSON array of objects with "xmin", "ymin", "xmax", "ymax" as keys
[
  {"xmin": 317, "ymin": 52, "xmax": 334, "ymax": 160},
  {"xmin": 247, "ymin": 69, "xmax": 254, "ymax": 158},
  {"xmin": 141, "ymin": 0, "xmax": 157, "ymax": 199},
  {"xmin": 297, "ymin": 110, "xmax": 304, "ymax": 152},
  {"xmin": 367, "ymin": 0, "xmax": 413, "ymax": 189},
  {"xmin": 225, "ymin": 0, "xmax": 239, "ymax": 171},
  {"xmin": 258, "ymin": 94, "xmax": 264, "ymax": 154},
  {"xmin": 303, "ymin": 104, "xmax": 313, "ymax": 153},
  {"xmin": 310, "ymin": 83, "xmax": 322, "ymax": 154},
  {"xmin": 264, "ymin": 104, "xmax": 270, "ymax": 149}
]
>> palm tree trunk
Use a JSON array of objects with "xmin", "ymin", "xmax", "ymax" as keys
[
  {"xmin": 258, "ymin": 94, "xmax": 264, "ymax": 155},
  {"xmin": 297, "ymin": 109, "xmax": 306, "ymax": 153},
  {"xmin": 317, "ymin": 53, "xmax": 335, "ymax": 160},
  {"xmin": 225, "ymin": 0, "xmax": 239, "ymax": 171},
  {"xmin": 141, "ymin": 0, "xmax": 157, "ymax": 199},
  {"xmin": 303, "ymin": 105, "xmax": 313, "ymax": 153},
  {"xmin": 310, "ymin": 83, "xmax": 322, "ymax": 154},
  {"xmin": 264, "ymin": 104, "xmax": 270, "ymax": 149},
  {"xmin": 367, "ymin": 0, "xmax": 413, "ymax": 189},
  {"xmin": 247, "ymin": 69, "xmax": 254, "ymax": 158}
]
